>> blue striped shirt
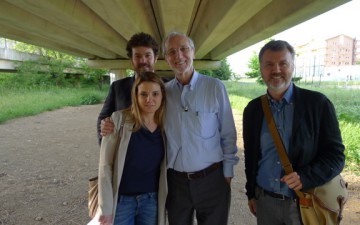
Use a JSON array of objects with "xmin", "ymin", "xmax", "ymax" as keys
[
  {"xmin": 257, "ymin": 83, "xmax": 295, "ymax": 197},
  {"xmin": 164, "ymin": 71, "xmax": 239, "ymax": 177}
]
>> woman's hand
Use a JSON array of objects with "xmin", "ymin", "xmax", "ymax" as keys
[{"xmin": 98, "ymin": 214, "xmax": 113, "ymax": 225}]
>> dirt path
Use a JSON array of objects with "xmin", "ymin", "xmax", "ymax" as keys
[{"xmin": 0, "ymin": 104, "xmax": 359, "ymax": 225}]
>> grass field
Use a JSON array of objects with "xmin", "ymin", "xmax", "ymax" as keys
[
  {"xmin": 0, "ymin": 73, "xmax": 109, "ymax": 123},
  {"xmin": 0, "ymin": 72, "xmax": 359, "ymax": 172}
]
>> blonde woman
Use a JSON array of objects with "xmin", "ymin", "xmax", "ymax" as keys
[{"xmin": 94, "ymin": 72, "xmax": 167, "ymax": 225}]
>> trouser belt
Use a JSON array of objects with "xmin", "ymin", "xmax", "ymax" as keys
[
  {"xmin": 169, "ymin": 162, "xmax": 222, "ymax": 180},
  {"xmin": 263, "ymin": 190, "xmax": 292, "ymax": 200}
]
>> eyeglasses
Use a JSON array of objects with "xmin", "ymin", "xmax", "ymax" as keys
[{"xmin": 166, "ymin": 46, "xmax": 191, "ymax": 57}]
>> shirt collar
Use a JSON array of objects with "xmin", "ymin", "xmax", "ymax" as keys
[
  {"xmin": 267, "ymin": 82, "xmax": 294, "ymax": 104},
  {"xmin": 282, "ymin": 82, "xmax": 294, "ymax": 104},
  {"xmin": 175, "ymin": 70, "xmax": 199, "ymax": 91}
]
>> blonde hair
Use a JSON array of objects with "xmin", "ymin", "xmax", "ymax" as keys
[{"xmin": 129, "ymin": 71, "xmax": 166, "ymax": 132}]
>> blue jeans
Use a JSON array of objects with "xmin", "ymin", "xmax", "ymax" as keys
[{"xmin": 113, "ymin": 192, "xmax": 158, "ymax": 225}]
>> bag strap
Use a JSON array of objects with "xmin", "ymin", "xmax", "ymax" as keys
[
  {"xmin": 261, "ymin": 95, "xmax": 293, "ymax": 174},
  {"xmin": 261, "ymin": 95, "xmax": 304, "ymax": 198}
]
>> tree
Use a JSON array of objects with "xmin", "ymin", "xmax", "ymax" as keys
[
  {"xmin": 15, "ymin": 42, "xmax": 70, "ymax": 59},
  {"xmin": 79, "ymin": 60, "xmax": 108, "ymax": 90},
  {"xmin": 12, "ymin": 41, "xmax": 108, "ymax": 89},
  {"xmin": 200, "ymin": 58, "xmax": 233, "ymax": 80},
  {"xmin": 245, "ymin": 51, "xmax": 263, "ymax": 84},
  {"xmin": 0, "ymin": 38, "xmax": 6, "ymax": 48}
]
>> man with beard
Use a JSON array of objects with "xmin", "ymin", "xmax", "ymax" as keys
[
  {"xmin": 243, "ymin": 40, "xmax": 345, "ymax": 225},
  {"xmin": 97, "ymin": 32, "xmax": 159, "ymax": 144}
]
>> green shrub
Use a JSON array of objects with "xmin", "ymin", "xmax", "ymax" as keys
[{"xmin": 80, "ymin": 95, "xmax": 102, "ymax": 105}]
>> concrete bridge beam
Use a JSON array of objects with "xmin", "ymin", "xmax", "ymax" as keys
[{"xmin": 109, "ymin": 69, "xmax": 127, "ymax": 84}]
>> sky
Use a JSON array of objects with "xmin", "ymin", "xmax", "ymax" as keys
[{"xmin": 227, "ymin": 0, "xmax": 360, "ymax": 75}]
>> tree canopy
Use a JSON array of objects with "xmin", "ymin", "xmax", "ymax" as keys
[
  {"xmin": 244, "ymin": 51, "xmax": 264, "ymax": 84},
  {"xmin": 199, "ymin": 58, "xmax": 233, "ymax": 80}
]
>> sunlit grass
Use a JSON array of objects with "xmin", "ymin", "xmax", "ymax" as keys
[
  {"xmin": 0, "ymin": 87, "xmax": 108, "ymax": 124},
  {"xmin": 1, "ymin": 72, "xmax": 359, "ymax": 173}
]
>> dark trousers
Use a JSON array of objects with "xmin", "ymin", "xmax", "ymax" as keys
[
  {"xmin": 166, "ymin": 166, "xmax": 231, "ymax": 225},
  {"xmin": 255, "ymin": 186, "xmax": 301, "ymax": 225}
]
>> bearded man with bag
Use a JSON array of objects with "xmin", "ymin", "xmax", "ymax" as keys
[{"xmin": 243, "ymin": 40, "xmax": 346, "ymax": 225}]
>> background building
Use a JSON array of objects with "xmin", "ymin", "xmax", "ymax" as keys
[
  {"xmin": 325, "ymin": 34, "xmax": 356, "ymax": 66},
  {"xmin": 295, "ymin": 34, "xmax": 360, "ymax": 83},
  {"xmin": 356, "ymin": 39, "xmax": 360, "ymax": 63},
  {"xmin": 294, "ymin": 39, "xmax": 326, "ymax": 83}
]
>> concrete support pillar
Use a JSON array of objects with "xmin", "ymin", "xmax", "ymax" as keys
[{"xmin": 109, "ymin": 69, "xmax": 127, "ymax": 84}]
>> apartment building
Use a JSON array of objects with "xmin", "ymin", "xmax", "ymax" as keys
[
  {"xmin": 294, "ymin": 34, "xmax": 360, "ymax": 81},
  {"xmin": 325, "ymin": 34, "xmax": 356, "ymax": 66}
]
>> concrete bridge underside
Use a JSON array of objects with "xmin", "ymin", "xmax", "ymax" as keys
[{"xmin": 0, "ymin": 0, "xmax": 350, "ymax": 77}]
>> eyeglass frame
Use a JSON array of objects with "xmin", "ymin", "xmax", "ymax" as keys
[{"xmin": 165, "ymin": 45, "xmax": 192, "ymax": 57}]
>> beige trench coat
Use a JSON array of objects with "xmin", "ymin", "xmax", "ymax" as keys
[{"xmin": 97, "ymin": 110, "xmax": 167, "ymax": 225}]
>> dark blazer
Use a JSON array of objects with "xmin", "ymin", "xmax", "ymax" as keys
[
  {"xmin": 243, "ymin": 84, "xmax": 345, "ymax": 200},
  {"xmin": 97, "ymin": 77, "xmax": 134, "ymax": 144}
]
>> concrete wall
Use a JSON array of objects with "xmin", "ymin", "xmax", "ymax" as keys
[{"xmin": 0, "ymin": 48, "xmax": 40, "ymax": 71}]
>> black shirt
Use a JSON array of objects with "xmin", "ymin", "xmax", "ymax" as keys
[{"xmin": 118, "ymin": 126, "xmax": 164, "ymax": 195}]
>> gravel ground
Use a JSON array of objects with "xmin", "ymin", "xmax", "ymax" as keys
[{"xmin": 0, "ymin": 104, "xmax": 358, "ymax": 225}]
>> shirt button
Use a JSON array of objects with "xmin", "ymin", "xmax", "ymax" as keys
[
  {"xmin": 277, "ymin": 161, "xmax": 280, "ymax": 164},
  {"xmin": 275, "ymin": 179, "xmax": 279, "ymax": 182}
]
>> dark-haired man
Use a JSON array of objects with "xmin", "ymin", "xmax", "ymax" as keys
[{"xmin": 97, "ymin": 32, "xmax": 159, "ymax": 144}]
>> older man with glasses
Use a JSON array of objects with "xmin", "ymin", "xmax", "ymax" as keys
[{"xmin": 162, "ymin": 31, "xmax": 239, "ymax": 225}]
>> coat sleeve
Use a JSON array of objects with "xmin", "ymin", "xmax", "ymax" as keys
[
  {"xmin": 215, "ymin": 81, "xmax": 239, "ymax": 177},
  {"xmin": 297, "ymin": 96, "xmax": 345, "ymax": 189},
  {"xmin": 97, "ymin": 83, "xmax": 117, "ymax": 145},
  {"xmin": 97, "ymin": 111, "xmax": 122, "ymax": 216}
]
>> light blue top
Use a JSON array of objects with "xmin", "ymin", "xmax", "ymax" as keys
[
  {"xmin": 257, "ymin": 83, "xmax": 295, "ymax": 197},
  {"xmin": 164, "ymin": 71, "xmax": 239, "ymax": 177}
]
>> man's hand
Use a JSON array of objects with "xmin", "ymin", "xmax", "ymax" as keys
[
  {"xmin": 248, "ymin": 199, "xmax": 257, "ymax": 216},
  {"xmin": 100, "ymin": 117, "xmax": 115, "ymax": 136},
  {"xmin": 281, "ymin": 172, "xmax": 303, "ymax": 191},
  {"xmin": 225, "ymin": 177, "xmax": 232, "ymax": 185}
]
